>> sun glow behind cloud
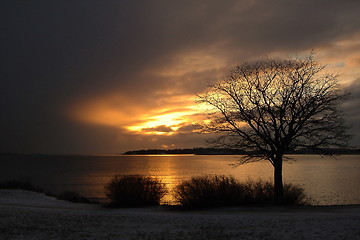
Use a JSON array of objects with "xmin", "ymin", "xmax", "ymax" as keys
[
  {"xmin": 126, "ymin": 108, "xmax": 198, "ymax": 135},
  {"xmin": 68, "ymin": 94, "xmax": 209, "ymax": 136}
]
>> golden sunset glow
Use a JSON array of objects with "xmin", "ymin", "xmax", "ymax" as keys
[
  {"xmin": 67, "ymin": 94, "xmax": 210, "ymax": 136},
  {"xmin": 67, "ymin": 97, "xmax": 144, "ymax": 128},
  {"xmin": 126, "ymin": 109, "xmax": 197, "ymax": 135}
]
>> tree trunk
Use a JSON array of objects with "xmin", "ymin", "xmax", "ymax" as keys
[{"xmin": 273, "ymin": 154, "xmax": 284, "ymax": 205}]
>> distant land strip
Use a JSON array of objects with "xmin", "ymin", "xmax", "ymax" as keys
[{"xmin": 123, "ymin": 147, "xmax": 360, "ymax": 155}]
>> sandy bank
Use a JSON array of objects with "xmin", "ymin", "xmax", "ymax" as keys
[{"xmin": 0, "ymin": 190, "xmax": 359, "ymax": 240}]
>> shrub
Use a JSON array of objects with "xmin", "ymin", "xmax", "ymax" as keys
[
  {"xmin": 104, "ymin": 175, "xmax": 167, "ymax": 207},
  {"xmin": 174, "ymin": 175, "xmax": 310, "ymax": 208},
  {"xmin": 174, "ymin": 175, "xmax": 244, "ymax": 208},
  {"xmin": 241, "ymin": 180, "xmax": 311, "ymax": 205},
  {"xmin": 283, "ymin": 183, "xmax": 311, "ymax": 205},
  {"xmin": 241, "ymin": 180, "xmax": 274, "ymax": 205}
]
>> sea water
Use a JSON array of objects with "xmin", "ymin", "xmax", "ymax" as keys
[{"xmin": 1, "ymin": 154, "xmax": 359, "ymax": 205}]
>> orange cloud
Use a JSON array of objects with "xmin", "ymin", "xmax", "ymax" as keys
[
  {"xmin": 67, "ymin": 95, "xmax": 145, "ymax": 128},
  {"xmin": 125, "ymin": 106, "xmax": 203, "ymax": 135},
  {"xmin": 67, "ymin": 92, "xmax": 208, "ymax": 136}
]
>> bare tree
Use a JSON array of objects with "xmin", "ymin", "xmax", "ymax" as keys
[{"xmin": 198, "ymin": 54, "xmax": 349, "ymax": 204}]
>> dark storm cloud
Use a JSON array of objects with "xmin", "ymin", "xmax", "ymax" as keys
[
  {"xmin": 344, "ymin": 80, "xmax": 360, "ymax": 116},
  {"xmin": 220, "ymin": 1, "xmax": 360, "ymax": 52},
  {"xmin": 343, "ymin": 80, "xmax": 360, "ymax": 145},
  {"xmin": 3, "ymin": 1, "xmax": 359, "ymax": 96},
  {"xmin": 1, "ymin": 0, "xmax": 360, "ymax": 153}
]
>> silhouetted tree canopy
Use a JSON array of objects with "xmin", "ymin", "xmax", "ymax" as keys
[{"xmin": 198, "ymin": 53, "xmax": 349, "ymax": 204}]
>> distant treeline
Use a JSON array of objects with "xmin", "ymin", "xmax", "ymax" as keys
[
  {"xmin": 123, "ymin": 147, "xmax": 360, "ymax": 155},
  {"xmin": 123, "ymin": 148, "xmax": 244, "ymax": 155}
]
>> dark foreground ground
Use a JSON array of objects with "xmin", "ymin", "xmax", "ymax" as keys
[{"xmin": 0, "ymin": 190, "xmax": 359, "ymax": 240}]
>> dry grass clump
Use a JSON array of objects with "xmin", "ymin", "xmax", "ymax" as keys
[
  {"xmin": 174, "ymin": 175, "xmax": 243, "ymax": 208},
  {"xmin": 105, "ymin": 175, "xmax": 167, "ymax": 207},
  {"xmin": 174, "ymin": 175, "xmax": 310, "ymax": 209}
]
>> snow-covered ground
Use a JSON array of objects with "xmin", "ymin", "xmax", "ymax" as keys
[{"xmin": 0, "ymin": 190, "xmax": 359, "ymax": 240}]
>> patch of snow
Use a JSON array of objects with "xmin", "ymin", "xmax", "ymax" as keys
[
  {"xmin": 0, "ymin": 189, "xmax": 95, "ymax": 210},
  {"xmin": 0, "ymin": 190, "xmax": 359, "ymax": 240}
]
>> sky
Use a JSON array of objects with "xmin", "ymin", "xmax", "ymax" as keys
[{"xmin": 1, "ymin": 0, "xmax": 360, "ymax": 154}]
